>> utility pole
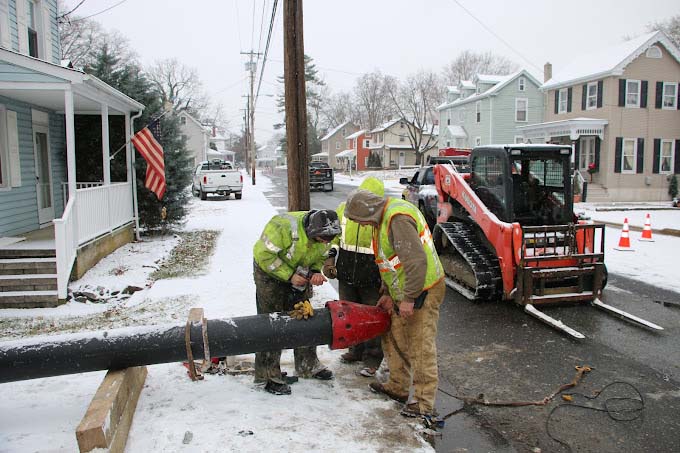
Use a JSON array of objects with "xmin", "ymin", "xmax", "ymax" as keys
[
  {"xmin": 283, "ymin": 0, "xmax": 309, "ymax": 211},
  {"xmin": 241, "ymin": 51, "xmax": 262, "ymax": 186}
]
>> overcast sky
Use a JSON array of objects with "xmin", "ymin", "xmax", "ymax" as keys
[{"xmin": 64, "ymin": 0, "xmax": 679, "ymax": 143}]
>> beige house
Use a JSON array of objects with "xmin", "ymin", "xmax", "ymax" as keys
[
  {"xmin": 518, "ymin": 31, "xmax": 680, "ymax": 202},
  {"xmin": 320, "ymin": 121, "xmax": 358, "ymax": 170},
  {"xmin": 178, "ymin": 111, "xmax": 210, "ymax": 169},
  {"xmin": 368, "ymin": 118, "xmax": 437, "ymax": 168}
]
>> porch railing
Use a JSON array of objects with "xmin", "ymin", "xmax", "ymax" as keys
[
  {"xmin": 54, "ymin": 182, "xmax": 135, "ymax": 299},
  {"xmin": 574, "ymin": 170, "xmax": 588, "ymax": 202},
  {"xmin": 53, "ymin": 198, "xmax": 78, "ymax": 300},
  {"xmin": 61, "ymin": 182, "xmax": 103, "ymax": 204}
]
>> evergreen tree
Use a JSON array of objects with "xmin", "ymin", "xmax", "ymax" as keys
[
  {"xmin": 669, "ymin": 175, "xmax": 678, "ymax": 199},
  {"xmin": 79, "ymin": 43, "xmax": 191, "ymax": 231}
]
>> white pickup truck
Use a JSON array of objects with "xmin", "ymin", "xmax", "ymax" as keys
[{"xmin": 192, "ymin": 160, "xmax": 243, "ymax": 200}]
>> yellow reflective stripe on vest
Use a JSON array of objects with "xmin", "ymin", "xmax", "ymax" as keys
[
  {"xmin": 281, "ymin": 214, "xmax": 299, "ymax": 260},
  {"xmin": 376, "ymin": 254, "xmax": 402, "ymax": 272},
  {"xmin": 419, "ymin": 229, "xmax": 434, "ymax": 248}
]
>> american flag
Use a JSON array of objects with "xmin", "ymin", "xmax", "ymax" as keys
[{"xmin": 132, "ymin": 125, "xmax": 166, "ymax": 200}]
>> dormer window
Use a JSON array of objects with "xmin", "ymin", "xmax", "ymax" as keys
[
  {"xmin": 180, "ymin": 116, "xmax": 187, "ymax": 125},
  {"xmin": 27, "ymin": 1, "xmax": 38, "ymax": 58},
  {"xmin": 646, "ymin": 45, "xmax": 662, "ymax": 59},
  {"xmin": 518, "ymin": 77, "xmax": 526, "ymax": 91}
]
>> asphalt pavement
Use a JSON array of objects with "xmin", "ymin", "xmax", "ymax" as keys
[{"xmin": 261, "ymin": 171, "xmax": 680, "ymax": 452}]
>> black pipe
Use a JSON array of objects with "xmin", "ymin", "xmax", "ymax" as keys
[{"xmin": 0, "ymin": 309, "xmax": 333, "ymax": 384}]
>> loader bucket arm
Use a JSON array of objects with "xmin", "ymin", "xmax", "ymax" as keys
[{"xmin": 434, "ymin": 163, "xmax": 521, "ymax": 298}]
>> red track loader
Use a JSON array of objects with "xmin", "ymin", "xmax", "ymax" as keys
[{"xmin": 433, "ymin": 144, "xmax": 663, "ymax": 339}]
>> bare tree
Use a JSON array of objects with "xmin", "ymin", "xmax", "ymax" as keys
[
  {"xmin": 146, "ymin": 58, "xmax": 208, "ymax": 112},
  {"xmin": 647, "ymin": 15, "xmax": 680, "ymax": 47},
  {"xmin": 321, "ymin": 91, "xmax": 361, "ymax": 130},
  {"xmin": 442, "ymin": 50, "xmax": 517, "ymax": 85},
  {"xmin": 354, "ymin": 70, "xmax": 397, "ymax": 130},
  {"xmin": 387, "ymin": 70, "xmax": 444, "ymax": 166},
  {"xmin": 58, "ymin": 1, "xmax": 136, "ymax": 70}
]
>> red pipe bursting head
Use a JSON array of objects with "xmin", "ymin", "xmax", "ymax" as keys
[{"xmin": 326, "ymin": 300, "xmax": 391, "ymax": 350}]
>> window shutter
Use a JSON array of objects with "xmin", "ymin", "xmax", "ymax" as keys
[
  {"xmin": 554, "ymin": 91, "xmax": 558, "ymax": 114},
  {"xmin": 7, "ymin": 110, "xmax": 21, "ymax": 187},
  {"xmin": 581, "ymin": 84, "xmax": 587, "ymax": 110},
  {"xmin": 636, "ymin": 138, "xmax": 644, "ymax": 173},
  {"xmin": 42, "ymin": 3, "xmax": 53, "ymax": 63},
  {"xmin": 614, "ymin": 137, "xmax": 623, "ymax": 173},
  {"xmin": 677, "ymin": 86, "xmax": 680, "ymax": 110},
  {"xmin": 655, "ymin": 82, "xmax": 663, "ymax": 109},
  {"xmin": 675, "ymin": 140, "xmax": 680, "ymax": 174},
  {"xmin": 15, "ymin": 0, "xmax": 27, "ymax": 54},
  {"xmin": 0, "ymin": 0, "xmax": 10, "ymax": 48},
  {"xmin": 594, "ymin": 138, "xmax": 601, "ymax": 171},
  {"xmin": 567, "ymin": 87, "xmax": 573, "ymax": 112},
  {"xmin": 640, "ymin": 81, "xmax": 648, "ymax": 108},
  {"xmin": 597, "ymin": 81, "xmax": 603, "ymax": 108},
  {"xmin": 618, "ymin": 79, "xmax": 626, "ymax": 107},
  {"xmin": 653, "ymin": 139, "xmax": 661, "ymax": 174},
  {"xmin": 574, "ymin": 140, "xmax": 580, "ymax": 166}
]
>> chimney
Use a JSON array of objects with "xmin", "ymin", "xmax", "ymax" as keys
[{"xmin": 544, "ymin": 62, "xmax": 552, "ymax": 83}]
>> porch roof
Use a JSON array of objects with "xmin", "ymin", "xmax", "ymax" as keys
[
  {"xmin": 0, "ymin": 48, "xmax": 144, "ymax": 114},
  {"xmin": 336, "ymin": 149, "xmax": 356, "ymax": 158},
  {"xmin": 516, "ymin": 117, "xmax": 608, "ymax": 141}
]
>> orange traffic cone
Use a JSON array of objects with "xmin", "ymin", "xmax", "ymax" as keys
[
  {"xmin": 614, "ymin": 218, "xmax": 634, "ymax": 251},
  {"xmin": 639, "ymin": 213, "xmax": 654, "ymax": 242}
]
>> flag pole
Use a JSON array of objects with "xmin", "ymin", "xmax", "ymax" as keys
[{"xmin": 110, "ymin": 108, "xmax": 172, "ymax": 161}]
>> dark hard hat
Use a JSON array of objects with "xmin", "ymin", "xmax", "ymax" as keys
[{"xmin": 304, "ymin": 209, "xmax": 341, "ymax": 239}]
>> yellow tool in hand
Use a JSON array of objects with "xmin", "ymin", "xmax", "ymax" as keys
[{"xmin": 289, "ymin": 300, "xmax": 314, "ymax": 320}]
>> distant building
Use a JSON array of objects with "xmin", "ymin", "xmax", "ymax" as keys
[
  {"xmin": 320, "ymin": 121, "xmax": 359, "ymax": 169},
  {"xmin": 178, "ymin": 111, "xmax": 210, "ymax": 168}
]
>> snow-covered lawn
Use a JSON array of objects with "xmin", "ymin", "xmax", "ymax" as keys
[{"xmin": 0, "ymin": 172, "xmax": 432, "ymax": 452}]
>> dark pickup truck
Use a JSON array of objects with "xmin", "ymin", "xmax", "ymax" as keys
[{"xmin": 309, "ymin": 161, "xmax": 334, "ymax": 191}]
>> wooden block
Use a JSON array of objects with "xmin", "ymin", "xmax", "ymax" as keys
[{"xmin": 76, "ymin": 366, "xmax": 148, "ymax": 453}]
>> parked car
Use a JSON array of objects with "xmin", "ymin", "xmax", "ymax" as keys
[
  {"xmin": 309, "ymin": 161, "xmax": 334, "ymax": 191},
  {"xmin": 426, "ymin": 155, "xmax": 471, "ymax": 173},
  {"xmin": 192, "ymin": 160, "xmax": 243, "ymax": 200},
  {"xmin": 400, "ymin": 166, "xmax": 438, "ymax": 229}
]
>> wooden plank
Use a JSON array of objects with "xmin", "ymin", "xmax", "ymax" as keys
[{"xmin": 75, "ymin": 366, "xmax": 147, "ymax": 453}]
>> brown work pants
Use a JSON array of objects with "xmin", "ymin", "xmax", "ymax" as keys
[{"xmin": 382, "ymin": 279, "xmax": 445, "ymax": 414}]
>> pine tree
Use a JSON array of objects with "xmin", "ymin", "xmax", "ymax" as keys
[
  {"xmin": 80, "ymin": 43, "xmax": 191, "ymax": 231},
  {"xmin": 669, "ymin": 174, "xmax": 678, "ymax": 199}
]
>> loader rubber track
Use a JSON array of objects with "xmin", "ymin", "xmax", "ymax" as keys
[{"xmin": 434, "ymin": 222, "xmax": 502, "ymax": 303}]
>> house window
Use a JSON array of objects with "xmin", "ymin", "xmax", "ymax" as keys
[
  {"xmin": 626, "ymin": 80, "xmax": 641, "ymax": 107},
  {"xmin": 475, "ymin": 101, "xmax": 481, "ymax": 123},
  {"xmin": 180, "ymin": 116, "xmax": 187, "ymax": 125},
  {"xmin": 446, "ymin": 140, "xmax": 451, "ymax": 147},
  {"xmin": 558, "ymin": 88, "xmax": 568, "ymax": 113},
  {"xmin": 587, "ymin": 82, "xmax": 598, "ymax": 109},
  {"xmin": 663, "ymin": 83, "xmax": 678, "ymax": 109},
  {"xmin": 476, "ymin": 86, "xmax": 482, "ymax": 94},
  {"xmin": 515, "ymin": 98, "xmax": 528, "ymax": 122},
  {"xmin": 475, "ymin": 136, "xmax": 481, "ymax": 146},
  {"xmin": 27, "ymin": 1, "xmax": 39, "ymax": 58},
  {"xmin": 400, "ymin": 122, "xmax": 404, "ymax": 128},
  {"xmin": 335, "ymin": 142, "xmax": 340, "ymax": 150},
  {"xmin": 622, "ymin": 138, "xmax": 637, "ymax": 173},
  {"xmin": 399, "ymin": 135, "xmax": 405, "ymax": 142},
  {"xmin": 447, "ymin": 118, "xmax": 451, "ymax": 125},
  {"xmin": 514, "ymin": 136, "xmax": 524, "ymax": 144},
  {"xmin": 518, "ymin": 77, "xmax": 526, "ymax": 91},
  {"xmin": 660, "ymin": 139, "xmax": 674, "ymax": 173},
  {"xmin": 342, "ymin": 128, "xmax": 346, "ymax": 136},
  {"xmin": 579, "ymin": 137, "xmax": 596, "ymax": 172},
  {"xmin": 646, "ymin": 45, "xmax": 662, "ymax": 59},
  {"xmin": 364, "ymin": 139, "xmax": 370, "ymax": 148}
]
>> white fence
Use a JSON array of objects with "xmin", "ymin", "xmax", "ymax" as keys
[{"xmin": 54, "ymin": 182, "xmax": 134, "ymax": 299}]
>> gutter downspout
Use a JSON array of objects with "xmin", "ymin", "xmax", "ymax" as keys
[
  {"xmin": 130, "ymin": 110, "xmax": 144, "ymax": 241},
  {"xmin": 489, "ymin": 96, "xmax": 494, "ymax": 144}
]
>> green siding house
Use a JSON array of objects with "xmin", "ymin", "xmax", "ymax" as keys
[
  {"xmin": 437, "ymin": 70, "xmax": 544, "ymax": 150},
  {"xmin": 0, "ymin": 0, "xmax": 144, "ymax": 307}
]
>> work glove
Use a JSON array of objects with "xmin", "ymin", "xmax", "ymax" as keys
[
  {"xmin": 289, "ymin": 300, "xmax": 315, "ymax": 320},
  {"xmin": 322, "ymin": 257, "xmax": 337, "ymax": 279}
]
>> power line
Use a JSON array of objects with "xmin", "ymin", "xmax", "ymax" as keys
[
  {"xmin": 255, "ymin": 0, "xmax": 278, "ymax": 103},
  {"xmin": 256, "ymin": 0, "xmax": 269, "ymax": 59},
  {"xmin": 57, "ymin": 0, "xmax": 87, "ymax": 21},
  {"xmin": 70, "ymin": 0, "xmax": 129, "ymax": 22},
  {"xmin": 449, "ymin": 0, "xmax": 541, "ymax": 72},
  {"xmin": 233, "ymin": 0, "xmax": 243, "ymax": 51}
]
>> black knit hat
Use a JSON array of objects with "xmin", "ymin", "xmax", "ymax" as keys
[{"xmin": 304, "ymin": 209, "xmax": 341, "ymax": 239}]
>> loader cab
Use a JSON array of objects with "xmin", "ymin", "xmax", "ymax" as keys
[{"xmin": 469, "ymin": 145, "xmax": 573, "ymax": 225}]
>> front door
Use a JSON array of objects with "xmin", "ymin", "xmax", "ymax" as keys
[
  {"xmin": 579, "ymin": 137, "xmax": 595, "ymax": 172},
  {"xmin": 33, "ymin": 125, "xmax": 54, "ymax": 225},
  {"xmin": 399, "ymin": 151, "xmax": 405, "ymax": 167}
]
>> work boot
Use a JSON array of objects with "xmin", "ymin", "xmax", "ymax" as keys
[
  {"xmin": 264, "ymin": 380, "xmax": 291, "ymax": 395},
  {"xmin": 340, "ymin": 351, "xmax": 362, "ymax": 363},
  {"xmin": 368, "ymin": 382, "xmax": 408, "ymax": 404},
  {"xmin": 312, "ymin": 369, "xmax": 334, "ymax": 380}
]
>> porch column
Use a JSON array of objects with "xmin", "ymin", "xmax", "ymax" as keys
[
  {"xmin": 65, "ymin": 88, "xmax": 76, "ymax": 200},
  {"xmin": 101, "ymin": 103, "xmax": 110, "ymax": 185}
]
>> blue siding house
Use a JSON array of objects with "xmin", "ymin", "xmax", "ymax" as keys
[
  {"xmin": 437, "ymin": 70, "xmax": 544, "ymax": 150},
  {"xmin": 0, "ymin": 0, "xmax": 145, "ymax": 307}
]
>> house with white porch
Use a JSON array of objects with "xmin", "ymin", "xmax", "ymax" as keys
[
  {"xmin": 518, "ymin": 31, "xmax": 680, "ymax": 202},
  {"xmin": 0, "ymin": 0, "xmax": 145, "ymax": 308},
  {"xmin": 178, "ymin": 110, "xmax": 209, "ymax": 169}
]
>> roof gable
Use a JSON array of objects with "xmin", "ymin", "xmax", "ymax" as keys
[
  {"xmin": 543, "ymin": 31, "xmax": 680, "ymax": 90},
  {"xmin": 321, "ymin": 121, "xmax": 354, "ymax": 141},
  {"xmin": 438, "ymin": 69, "xmax": 541, "ymax": 110}
]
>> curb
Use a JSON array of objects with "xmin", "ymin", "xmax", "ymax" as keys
[
  {"xmin": 594, "ymin": 207, "xmax": 679, "ymax": 212},
  {"xmin": 595, "ymin": 220, "xmax": 680, "ymax": 238}
]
